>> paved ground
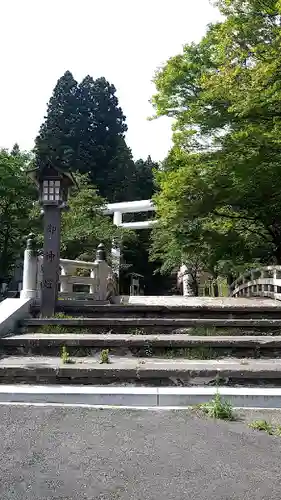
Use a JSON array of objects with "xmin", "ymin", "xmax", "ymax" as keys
[
  {"xmin": 122, "ymin": 295, "xmax": 281, "ymax": 307},
  {"xmin": 0, "ymin": 407, "xmax": 281, "ymax": 499}
]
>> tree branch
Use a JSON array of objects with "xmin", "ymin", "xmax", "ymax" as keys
[
  {"xmin": 212, "ymin": 210, "xmax": 258, "ymax": 222},
  {"xmin": 212, "ymin": 209, "xmax": 276, "ymax": 242}
]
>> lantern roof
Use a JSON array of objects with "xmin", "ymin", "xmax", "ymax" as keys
[{"xmin": 27, "ymin": 164, "xmax": 77, "ymax": 188}]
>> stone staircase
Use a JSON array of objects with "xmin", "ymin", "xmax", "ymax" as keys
[{"xmin": 1, "ymin": 297, "xmax": 281, "ymax": 387}]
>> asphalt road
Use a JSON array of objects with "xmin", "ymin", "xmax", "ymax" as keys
[{"xmin": 0, "ymin": 406, "xmax": 281, "ymax": 499}]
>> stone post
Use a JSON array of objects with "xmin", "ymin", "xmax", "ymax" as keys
[
  {"xmin": 95, "ymin": 243, "xmax": 112, "ymax": 301},
  {"xmin": 41, "ymin": 205, "xmax": 61, "ymax": 317},
  {"xmin": 112, "ymin": 210, "xmax": 122, "ymax": 280},
  {"xmin": 60, "ymin": 264, "xmax": 73, "ymax": 295},
  {"xmin": 180, "ymin": 264, "xmax": 195, "ymax": 296},
  {"xmin": 90, "ymin": 263, "xmax": 99, "ymax": 296},
  {"xmin": 20, "ymin": 234, "xmax": 38, "ymax": 300},
  {"xmin": 273, "ymin": 268, "xmax": 278, "ymax": 294},
  {"xmin": 111, "ymin": 240, "xmax": 121, "ymax": 277}
]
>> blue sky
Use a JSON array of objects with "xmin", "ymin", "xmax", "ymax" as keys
[{"xmin": 0, "ymin": 0, "xmax": 220, "ymax": 161}]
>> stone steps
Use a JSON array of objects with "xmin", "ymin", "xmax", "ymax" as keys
[
  {"xmin": 3, "ymin": 334, "xmax": 281, "ymax": 359},
  {"xmin": 0, "ymin": 355, "xmax": 281, "ymax": 386},
  {"xmin": 21, "ymin": 317, "xmax": 281, "ymax": 331},
  {"xmin": 2, "ymin": 298, "xmax": 280, "ymax": 389},
  {"xmin": 3, "ymin": 333, "xmax": 281, "ymax": 357},
  {"xmin": 5, "ymin": 333, "xmax": 281, "ymax": 347},
  {"xmin": 32, "ymin": 301, "xmax": 281, "ymax": 319}
]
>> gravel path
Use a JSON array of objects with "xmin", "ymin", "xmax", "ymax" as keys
[{"xmin": 0, "ymin": 406, "xmax": 281, "ymax": 499}]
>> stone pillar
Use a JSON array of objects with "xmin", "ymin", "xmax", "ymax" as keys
[
  {"xmin": 113, "ymin": 211, "xmax": 122, "ymax": 226},
  {"xmin": 112, "ymin": 211, "xmax": 122, "ymax": 279},
  {"xmin": 41, "ymin": 205, "xmax": 61, "ymax": 317},
  {"xmin": 111, "ymin": 240, "xmax": 121, "ymax": 277},
  {"xmin": 60, "ymin": 264, "xmax": 73, "ymax": 295},
  {"xmin": 95, "ymin": 243, "xmax": 112, "ymax": 301},
  {"xmin": 273, "ymin": 268, "xmax": 278, "ymax": 294},
  {"xmin": 20, "ymin": 234, "xmax": 38, "ymax": 300},
  {"xmin": 180, "ymin": 264, "xmax": 195, "ymax": 297},
  {"xmin": 90, "ymin": 263, "xmax": 99, "ymax": 296}
]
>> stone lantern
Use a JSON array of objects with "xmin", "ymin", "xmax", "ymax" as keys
[{"xmin": 28, "ymin": 164, "xmax": 76, "ymax": 317}]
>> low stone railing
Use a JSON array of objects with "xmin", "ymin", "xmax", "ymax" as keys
[
  {"xmin": 21, "ymin": 239, "xmax": 116, "ymax": 302},
  {"xmin": 230, "ymin": 266, "xmax": 281, "ymax": 299},
  {"xmin": 60, "ymin": 259, "xmax": 100, "ymax": 297}
]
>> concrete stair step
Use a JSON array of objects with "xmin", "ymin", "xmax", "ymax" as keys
[
  {"xmin": 31, "ymin": 301, "xmax": 281, "ymax": 319},
  {"xmin": 4, "ymin": 334, "xmax": 281, "ymax": 359},
  {"xmin": 22, "ymin": 317, "xmax": 281, "ymax": 328},
  {"xmin": 4, "ymin": 333, "xmax": 281, "ymax": 347},
  {"xmin": 0, "ymin": 355, "xmax": 281, "ymax": 386}
]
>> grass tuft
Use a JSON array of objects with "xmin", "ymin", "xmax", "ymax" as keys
[
  {"xmin": 248, "ymin": 419, "xmax": 273, "ymax": 434},
  {"xmin": 164, "ymin": 346, "xmax": 218, "ymax": 360},
  {"xmin": 100, "ymin": 348, "xmax": 110, "ymax": 364},
  {"xmin": 198, "ymin": 392, "xmax": 235, "ymax": 421},
  {"xmin": 128, "ymin": 328, "xmax": 146, "ymax": 335},
  {"xmin": 61, "ymin": 346, "xmax": 75, "ymax": 364},
  {"xmin": 54, "ymin": 312, "xmax": 75, "ymax": 319}
]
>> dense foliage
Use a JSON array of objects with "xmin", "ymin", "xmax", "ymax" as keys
[
  {"xmin": 0, "ymin": 149, "xmax": 36, "ymax": 283},
  {"xmin": 60, "ymin": 174, "xmax": 127, "ymax": 261},
  {"xmin": 151, "ymin": 0, "xmax": 281, "ymax": 283}
]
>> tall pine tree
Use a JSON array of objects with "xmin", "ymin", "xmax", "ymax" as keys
[
  {"xmin": 35, "ymin": 71, "xmax": 135, "ymax": 201},
  {"xmin": 35, "ymin": 71, "xmax": 78, "ymax": 171},
  {"xmin": 131, "ymin": 156, "xmax": 157, "ymax": 200},
  {"xmin": 74, "ymin": 75, "xmax": 135, "ymax": 201}
]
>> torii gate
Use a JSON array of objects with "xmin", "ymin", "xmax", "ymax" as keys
[{"xmin": 103, "ymin": 199, "xmax": 193, "ymax": 296}]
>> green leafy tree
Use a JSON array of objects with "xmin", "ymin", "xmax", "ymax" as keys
[
  {"xmin": 60, "ymin": 174, "xmax": 126, "ymax": 260},
  {"xmin": 151, "ymin": 0, "xmax": 281, "ymax": 281},
  {"xmin": 0, "ymin": 149, "xmax": 37, "ymax": 283}
]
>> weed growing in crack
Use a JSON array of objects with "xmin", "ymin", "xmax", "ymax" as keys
[
  {"xmin": 164, "ymin": 346, "xmax": 218, "ymax": 360},
  {"xmin": 128, "ymin": 328, "xmax": 146, "ymax": 335},
  {"xmin": 275, "ymin": 425, "xmax": 281, "ymax": 436},
  {"xmin": 39, "ymin": 324, "xmax": 91, "ymax": 334},
  {"xmin": 100, "ymin": 349, "xmax": 110, "ymax": 364},
  {"xmin": 198, "ymin": 392, "xmax": 235, "ymax": 421},
  {"xmin": 54, "ymin": 313, "xmax": 75, "ymax": 319},
  {"xmin": 41, "ymin": 324, "xmax": 70, "ymax": 334},
  {"xmin": 248, "ymin": 420, "xmax": 274, "ymax": 435},
  {"xmin": 61, "ymin": 346, "xmax": 75, "ymax": 364}
]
